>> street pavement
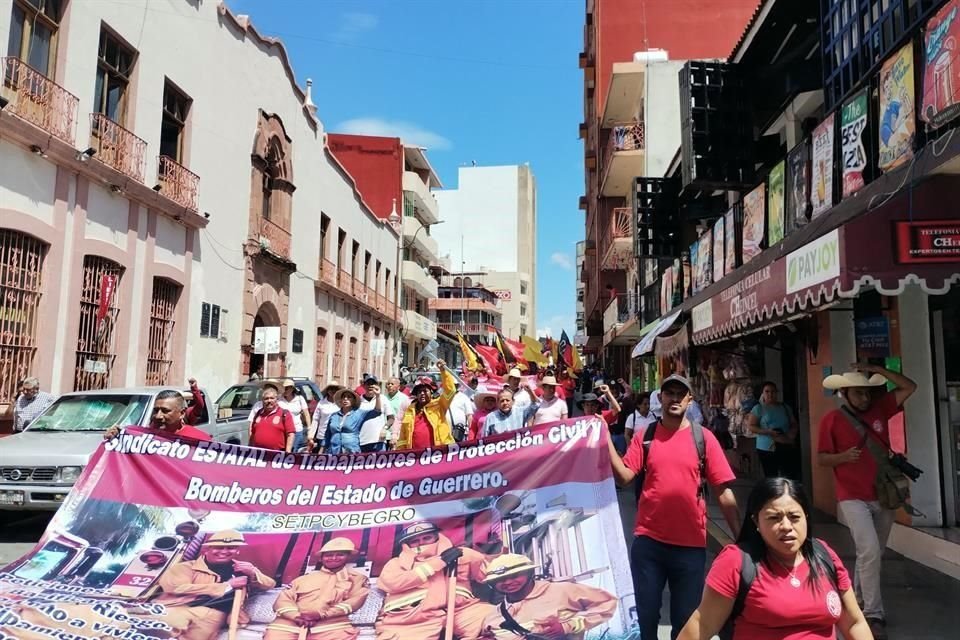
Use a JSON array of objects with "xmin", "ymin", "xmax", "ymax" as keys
[{"xmin": 0, "ymin": 511, "xmax": 49, "ymax": 566}]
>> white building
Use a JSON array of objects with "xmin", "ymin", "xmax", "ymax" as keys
[
  {"xmin": 433, "ymin": 164, "xmax": 537, "ymax": 337},
  {"xmin": 0, "ymin": 0, "xmax": 400, "ymax": 411}
]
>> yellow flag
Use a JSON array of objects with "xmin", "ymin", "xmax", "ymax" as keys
[
  {"xmin": 520, "ymin": 336, "xmax": 549, "ymax": 367},
  {"xmin": 457, "ymin": 332, "xmax": 480, "ymax": 371}
]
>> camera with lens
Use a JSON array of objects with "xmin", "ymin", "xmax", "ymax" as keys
[{"xmin": 890, "ymin": 453, "xmax": 923, "ymax": 481}]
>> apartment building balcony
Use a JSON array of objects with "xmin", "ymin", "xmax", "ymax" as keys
[
  {"xmin": 258, "ymin": 217, "xmax": 291, "ymax": 260},
  {"xmin": 1, "ymin": 57, "xmax": 79, "ymax": 144},
  {"xmin": 157, "ymin": 155, "xmax": 199, "ymax": 211},
  {"xmin": 402, "ymin": 260, "xmax": 438, "ymax": 299},
  {"xmin": 402, "ymin": 216, "xmax": 440, "ymax": 265},
  {"xmin": 603, "ymin": 293, "xmax": 642, "ymax": 347},
  {"xmin": 89, "ymin": 113, "xmax": 147, "ymax": 182},
  {"xmin": 600, "ymin": 122, "xmax": 645, "ymax": 197},
  {"xmin": 600, "ymin": 207, "xmax": 633, "ymax": 271},
  {"xmin": 601, "ymin": 61, "xmax": 646, "ymax": 127},
  {"xmin": 403, "ymin": 171, "xmax": 440, "ymax": 225},
  {"xmin": 428, "ymin": 298, "xmax": 501, "ymax": 314},
  {"xmin": 403, "ymin": 309, "xmax": 436, "ymax": 341}
]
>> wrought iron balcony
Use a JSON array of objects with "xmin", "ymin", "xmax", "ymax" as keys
[
  {"xmin": 89, "ymin": 113, "xmax": 147, "ymax": 182},
  {"xmin": 157, "ymin": 155, "xmax": 199, "ymax": 211},
  {"xmin": 601, "ymin": 122, "xmax": 645, "ymax": 196},
  {"xmin": 1, "ymin": 57, "xmax": 79, "ymax": 144},
  {"xmin": 257, "ymin": 217, "xmax": 291, "ymax": 259}
]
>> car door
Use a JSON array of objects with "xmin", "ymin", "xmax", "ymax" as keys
[{"xmin": 214, "ymin": 385, "xmax": 260, "ymax": 445}]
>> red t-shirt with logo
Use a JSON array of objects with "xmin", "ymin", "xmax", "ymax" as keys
[
  {"xmin": 707, "ymin": 542, "xmax": 851, "ymax": 640},
  {"xmin": 173, "ymin": 424, "xmax": 212, "ymax": 441},
  {"xmin": 250, "ymin": 406, "xmax": 296, "ymax": 450},
  {"xmin": 622, "ymin": 422, "xmax": 735, "ymax": 547},
  {"xmin": 817, "ymin": 392, "xmax": 899, "ymax": 502}
]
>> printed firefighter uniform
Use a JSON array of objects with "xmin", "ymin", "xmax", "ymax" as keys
[
  {"xmin": 152, "ymin": 530, "xmax": 276, "ymax": 640},
  {"xmin": 479, "ymin": 554, "xmax": 617, "ymax": 640},
  {"xmin": 375, "ymin": 523, "xmax": 494, "ymax": 640},
  {"xmin": 264, "ymin": 538, "xmax": 369, "ymax": 640}
]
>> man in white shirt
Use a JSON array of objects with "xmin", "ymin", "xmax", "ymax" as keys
[
  {"xmin": 358, "ymin": 376, "xmax": 395, "ymax": 452},
  {"xmin": 308, "ymin": 381, "xmax": 342, "ymax": 452},
  {"xmin": 385, "ymin": 376, "xmax": 411, "ymax": 420},
  {"xmin": 447, "ymin": 385, "xmax": 475, "ymax": 442},
  {"xmin": 533, "ymin": 376, "xmax": 568, "ymax": 426},
  {"xmin": 505, "ymin": 368, "xmax": 533, "ymax": 410}
]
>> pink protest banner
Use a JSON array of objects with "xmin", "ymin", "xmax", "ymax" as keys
[{"xmin": 0, "ymin": 419, "xmax": 637, "ymax": 639}]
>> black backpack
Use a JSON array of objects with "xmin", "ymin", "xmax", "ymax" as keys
[
  {"xmin": 719, "ymin": 539, "xmax": 838, "ymax": 640},
  {"xmin": 636, "ymin": 420, "xmax": 708, "ymax": 501}
]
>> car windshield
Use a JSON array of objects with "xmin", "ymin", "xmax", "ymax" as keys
[{"xmin": 27, "ymin": 395, "xmax": 151, "ymax": 432}]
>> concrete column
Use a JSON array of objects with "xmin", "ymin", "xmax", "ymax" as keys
[
  {"xmin": 829, "ymin": 308, "xmax": 856, "ymax": 368},
  {"xmin": 898, "ymin": 285, "xmax": 943, "ymax": 526}
]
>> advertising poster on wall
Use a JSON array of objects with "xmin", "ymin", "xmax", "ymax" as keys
[
  {"xmin": 841, "ymin": 90, "xmax": 869, "ymax": 196},
  {"xmin": 786, "ymin": 140, "xmax": 811, "ymax": 231},
  {"xmin": 660, "ymin": 265, "xmax": 674, "ymax": 313},
  {"xmin": 922, "ymin": 0, "xmax": 960, "ymax": 129},
  {"xmin": 0, "ymin": 421, "xmax": 637, "ymax": 640},
  {"xmin": 767, "ymin": 161, "xmax": 786, "ymax": 246},
  {"xmin": 712, "ymin": 217, "xmax": 724, "ymax": 283},
  {"xmin": 725, "ymin": 209, "xmax": 737, "ymax": 275},
  {"xmin": 811, "ymin": 113, "xmax": 835, "ymax": 218},
  {"xmin": 879, "ymin": 43, "xmax": 916, "ymax": 172},
  {"xmin": 697, "ymin": 230, "xmax": 713, "ymax": 292},
  {"xmin": 741, "ymin": 184, "xmax": 766, "ymax": 264},
  {"xmin": 689, "ymin": 239, "xmax": 701, "ymax": 294}
]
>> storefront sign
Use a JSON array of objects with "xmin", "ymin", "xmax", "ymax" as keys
[
  {"xmin": 692, "ymin": 300, "xmax": 713, "ymax": 333},
  {"xmin": 0, "ymin": 421, "xmax": 636, "ymax": 638},
  {"xmin": 492, "ymin": 289, "xmax": 512, "ymax": 301},
  {"xmin": 894, "ymin": 220, "xmax": 960, "ymax": 263},
  {"xmin": 811, "ymin": 114, "xmax": 835, "ymax": 218},
  {"xmin": 768, "ymin": 161, "xmax": 786, "ymax": 245},
  {"xmin": 855, "ymin": 317, "xmax": 891, "ymax": 358},
  {"xmin": 719, "ymin": 265, "xmax": 772, "ymax": 321},
  {"xmin": 879, "ymin": 43, "xmax": 916, "ymax": 171},
  {"xmin": 841, "ymin": 90, "xmax": 869, "ymax": 197},
  {"xmin": 786, "ymin": 140, "xmax": 811, "ymax": 231},
  {"xmin": 712, "ymin": 217, "xmax": 724, "ymax": 283},
  {"xmin": 724, "ymin": 209, "xmax": 737, "ymax": 275},
  {"xmin": 742, "ymin": 184, "xmax": 766, "ymax": 263},
  {"xmin": 922, "ymin": 0, "xmax": 960, "ymax": 130},
  {"xmin": 786, "ymin": 229, "xmax": 841, "ymax": 294}
]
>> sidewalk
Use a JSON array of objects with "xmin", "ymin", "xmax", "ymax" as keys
[{"xmin": 705, "ymin": 479, "xmax": 960, "ymax": 639}]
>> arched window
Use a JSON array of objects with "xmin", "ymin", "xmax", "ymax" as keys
[
  {"xmin": 75, "ymin": 256, "xmax": 124, "ymax": 390},
  {"xmin": 463, "ymin": 277, "xmax": 473, "ymax": 288},
  {"xmin": 453, "ymin": 277, "xmax": 462, "ymax": 288},
  {"xmin": 0, "ymin": 230, "xmax": 48, "ymax": 405}
]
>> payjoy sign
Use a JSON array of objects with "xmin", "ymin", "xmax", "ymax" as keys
[{"xmin": 786, "ymin": 229, "xmax": 841, "ymax": 294}]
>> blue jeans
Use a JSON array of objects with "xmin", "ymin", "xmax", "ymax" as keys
[
  {"xmin": 360, "ymin": 442, "xmax": 386, "ymax": 453},
  {"xmin": 631, "ymin": 535, "xmax": 706, "ymax": 640}
]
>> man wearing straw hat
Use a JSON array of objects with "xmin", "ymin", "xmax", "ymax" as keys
[
  {"xmin": 265, "ymin": 537, "xmax": 369, "ymax": 640},
  {"xmin": 153, "ymin": 530, "xmax": 275, "ymax": 640},
  {"xmin": 478, "ymin": 554, "xmax": 616, "ymax": 640},
  {"xmin": 818, "ymin": 363, "xmax": 917, "ymax": 639},
  {"xmin": 533, "ymin": 376, "xmax": 568, "ymax": 426}
]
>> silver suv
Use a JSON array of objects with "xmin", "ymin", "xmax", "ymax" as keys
[{"xmin": 0, "ymin": 386, "xmax": 242, "ymax": 511}]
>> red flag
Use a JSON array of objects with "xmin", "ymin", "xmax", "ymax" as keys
[
  {"xmin": 96, "ymin": 275, "xmax": 117, "ymax": 324},
  {"xmin": 496, "ymin": 330, "xmax": 528, "ymax": 368},
  {"xmin": 473, "ymin": 343, "xmax": 505, "ymax": 375}
]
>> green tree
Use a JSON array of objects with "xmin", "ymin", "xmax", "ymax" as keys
[{"xmin": 67, "ymin": 499, "xmax": 172, "ymax": 556}]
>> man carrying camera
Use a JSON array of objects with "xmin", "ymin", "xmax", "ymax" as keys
[{"xmin": 817, "ymin": 363, "xmax": 917, "ymax": 640}]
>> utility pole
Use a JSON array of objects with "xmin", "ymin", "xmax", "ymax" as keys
[{"xmin": 459, "ymin": 234, "xmax": 465, "ymax": 337}]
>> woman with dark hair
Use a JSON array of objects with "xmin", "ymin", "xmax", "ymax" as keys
[
  {"xmin": 747, "ymin": 381, "xmax": 798, "ymax": 478},
  {"xmin": 678, "ymin": 478, "xmax": 873, "ymax": 640}
]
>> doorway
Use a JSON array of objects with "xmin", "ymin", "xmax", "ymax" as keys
[{"xmin": 931, "ymin": 290, "xmax": 960, "ymax": 526}]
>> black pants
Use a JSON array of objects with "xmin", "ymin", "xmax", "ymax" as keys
[{"xmin": 758, "ymin": 447, "xmax": 798, "ymax": 479}]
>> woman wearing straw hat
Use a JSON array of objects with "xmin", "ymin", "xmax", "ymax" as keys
[
  {"xmin": 324, "ymin": 387, "xmax": 384, "ymax": 454},
  {"xmin": 468, "ymin": 385, "xmax": 499, "ymax": 440},
  {"xmin": 817, "ymin": 363, "xmax": 916, "ymax": 639},
  {"xmin": 308, "ymin": 381, "xmax": 343, "ymax": 453}
]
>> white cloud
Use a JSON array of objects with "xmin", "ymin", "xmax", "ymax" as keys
[
  {"xmin": 336, "ymin": 117, "xmax": 452, "ymax": 151},
  {"xmin": 550, "ymin": 252, "xmax": 573, "ymax": 270},
  {"xmin": 537, "ymin": 315, "xmax": 575, "ymax": 339},
  {"xmin": 333, "ymin": 12, "xmax": 378, "ymax": 42}
]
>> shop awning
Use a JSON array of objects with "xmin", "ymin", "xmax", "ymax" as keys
[
  {"xmin": 690, "ymin": 177, "xmax": 960, "ymax": 345},
  {"xmin": 631, "ymin": 311, "xmax": 681, "ymax": 358}
]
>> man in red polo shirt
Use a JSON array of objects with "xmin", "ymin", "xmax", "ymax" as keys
[
  {"xmin": 817, "ymin": 363, "xmax": 916, "ymax": 640},
  {"xmin": 607, "ymin": 374, "xmax": 740, "ymax": 640},
  {"xmin": 104, "ymin": 390, "xmax": 211, "ymax": 441},
  {"xmin": 249, "ymin": 383, "xmax": 296, "ymax": 452}
]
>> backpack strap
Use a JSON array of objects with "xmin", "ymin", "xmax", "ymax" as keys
[
  {"xmin": 691, "ymin": 421, "xmax": 708, "ymax": 500},
  {"xmin": 634, "ymin": 421, "xmax": 659, "ymax": 493},
  {"xmin": 720, "ymin": 549, "xmax": 757, "ymax": 640}
]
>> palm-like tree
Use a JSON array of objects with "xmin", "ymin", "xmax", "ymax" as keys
[{"xmin": 67, "ymin": 499, "xmax": 172, "ymax": 556}]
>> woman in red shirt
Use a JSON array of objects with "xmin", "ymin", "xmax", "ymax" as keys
[{"xmin": 679, "ymin": 478, "xmax": 873, "ymax": 640}]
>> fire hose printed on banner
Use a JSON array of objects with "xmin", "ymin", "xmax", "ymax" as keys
[{"xmin": 0, "ymin": 419, "xmax": 635, "ymax": 640}]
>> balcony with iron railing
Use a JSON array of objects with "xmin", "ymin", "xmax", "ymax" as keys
[
  {"xmin": 603, "ymin": 293, "xmax": 640, "ymax": 344},
  {"xmin": 257, "ymin": 217, "xmax": 291, "ymax": 259},
  {"xmin": 600, "ymin": 207, "xmax": 633, "ymax": 271},
  {"xmin": 89, "ymin": 113, "xmax": 147, "ymax": 182},
  {"xmin": 1, "ymin": 57, "xmax": 79, "ymax": 144},
  {"xmin": 157, "ymin": 155, "xmax": 199, "ymax": 211},
  {"xmin": 601, "ymin": 122, "xmax": 645, "ymax": 197}
]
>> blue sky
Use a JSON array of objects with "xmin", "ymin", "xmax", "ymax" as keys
[{"xmin": 229, "ymin": 0, "xmax": 584, "ymax": 338}]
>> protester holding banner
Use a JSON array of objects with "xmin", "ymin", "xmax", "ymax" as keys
[
  {"xmin": 153, "ymin": 530, "xmax": 276, "ymax": 640},
  {"xmin": 104, "ymin": 389, "xmax": 212, "ymax": 441},
  {"xmin": 608, "ymin": 374, "xmax": 741, "ymax": 640},
  {"xmin": 250, "ymin": 383, "xmax": 298, "ymax": 452},
  {"xmin": 479, "ymin": 553, "xmax": 617, "ymax": 640},
  {"xmin": 324, "ymin": 387, "xmax": 384, "ymax": 454},
  {"xmin": 395, "ymin": 360, "xmax": 457, "ymax": 450},
  {"xmin": 375, "ymin": 521, "xmax": 495, "ymax": 640},
  {"xmin": 481, "ymin": 386, "xmax": 540, "ymax": 437},
  {"xmin": 265, "ymin": 538, "xmax": 370, "ymax": 640}
]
